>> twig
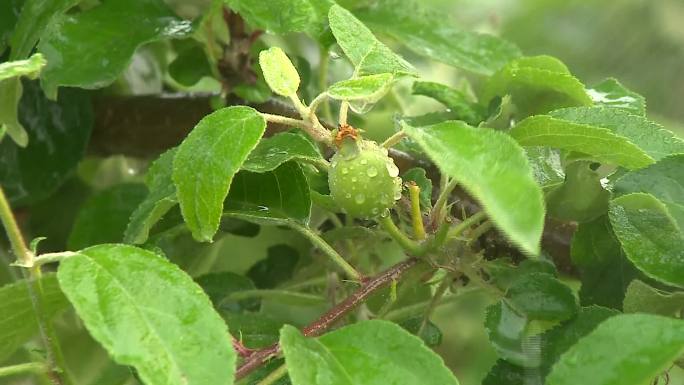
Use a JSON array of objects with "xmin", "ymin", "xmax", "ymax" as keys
[
  {"xmin": 235, "ymin": 257, "xmax": 420, "ymax": 380},
  {"xmin": 232, "ymin": 336, "xmax": 254, "ymax": 358},
  {"xmin": 0, "ymin": 362, "xmax": 45, "ymax": 378},
  {"xmin": 382, "ymin": 130, "xmax": 406, "ymax": 148},
  {"xmin": 255, "ymin": 363, "xmax": 288, "ymax": 385}
]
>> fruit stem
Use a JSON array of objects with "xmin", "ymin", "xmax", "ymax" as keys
[
  {"xmin": 378, "ymin": 213, "xmax": 426, "ymax": 256},
  {"xmin": 289, "ymin": 222, "xmax": 363, "ymax": 282},
  {"xmin": 382, "ymin": 130, "xmax": 406, "ymax": 148},
  {"xmin": 408, "ymin": 183, "xmax": 426, "ymax": 240},
  {"xmin": 339, "ymin": 101, "xmax": 350, "ymax": 126},
  {"xmin": 0, "ymin": 362, "xmax": 46, "ymax": 378},
  {"xmin": 448, "ymin": 211, "xmax": 488, "ymax": 239}
]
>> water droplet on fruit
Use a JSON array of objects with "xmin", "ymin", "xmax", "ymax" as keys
[
  {"xmin": 345, "ymin": 193, "xmax": 352, "ymax": 199},
  {"xmin": 380, "ymin": 209, "xmax": 390, "ymax": 218},
  {"xmin": 366, "ymin": 167, "xmax": 378, "ymax": 177},
  {"xmin": 360, "ymin": 159, "xmax": 368, "ymax": 165},
  {"xmin": 351, "ymin": 177, "xmax": 357, "ymax": 182},
  {"xmin": 380, "ymin": 194, "xmax": 389, "ymax": 205},
  {"xmin": 386, "ymin": 162, "xmax": 399, "ymax": 177},
  {"xmin": 355, "ymin": 194, "xmax": 366, "ymax": 204},
  {"xmin": 372, "ymin": 207, "xmax": 379, "ymax": 215},
  {"xmin": 341, "ymin": 167, "xmax": 349, "ymax": 175}
]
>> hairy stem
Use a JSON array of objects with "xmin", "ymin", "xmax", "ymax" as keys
[
  {"xmin": 235, "ymin": 257, "xmax": 420, "ymax": 380},
  {"xmin": 432, "ymin": 178, "xmax": 458, "ymax": 226},
  {"xmin": 255, "ymin": 363, "xmax": 288, "ymax": 385},
  {"xmin": 260, "ymin": 113, "xmax": 331, "ymax": 145},
  {"xmin": 0, "ymin": 188, "xmax": 31, "ymax": 265},
  {"xmin": 381, "ymin": 130, "xmax": 406, "ymax": 148},
  {"xmin": 0, "ymin": 362, "xmax": 45, "ymax": 378},
  {"xmin": 448, "ymin": 211, "xmax": 488, "ymax": 239},
  {"xmin": 378, "ymin": 214, "xmax": 425, "ymax": 256},
  {"xmin": 338, "ymin": 101, "xmax": 349, "ymax": 126},
  {"xmin": 289, "ymin": 223, "xmax": 363, "ymax": 282}
]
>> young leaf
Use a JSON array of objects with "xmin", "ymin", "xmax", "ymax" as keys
[
  {"xmin": 9, "ymin": 0, "xmax": 80, "ymax": 60},
  {"xmin": 224, "ymin": 162, "xmax": 311, "ymax": 226},
  {"xmin": 549, "ymin": 107, "xmax": 684, "ymax": 162},
  {"xmin": 546, "ymin": 314, "xmax": 684, "ymax": 385},
  {"xmin": 68, "ymin": 183, "xmax": 147, "ymax": 249},
  {"xmin": 125, "ymin": 148, "xmax": 179, "ymax": 244},
  {"xmin": 587, "ymin": 78, "xmax": 646, "ymax": 116},
  {"xmin": 411, "ymin": 81, "xmax": 484, "ymax": 125},
  {"xmin": 173, "ymin": 106, "xmax": 266, "ymax": 242},
  {"xmin": 505, "ymin": 273, "xmax": 578, "ymax": 321},
  {"xmin": 0, "ymin": 80, "xmax": 93, "ymax": 204},
  {"xmin": 57, "ymin": 244, "xmax": 236, "ymax": 385},
  {"xmin": 356, "ymin": 0, "xmax": 521, "ymax": 75},
  {"xmin": 281, "ymin": 320, "xmax": 459, "ymax": 385},
  {"xmin": 0, "ymin": 274, "xmax": 70, "ymax": 361},
  {"xmin": 402, "ymin": 120, "xmax": 545, "ymax": 255},
  {"xmin": 608, "ymin": 193, "xmax": 684, "ymax": 288},
  {"xmin": 483, "ymin": 56, "xmax": 592, "ymax": 116},
  {"xmin": 0, "ymin": 53, "xmax": 46, "ymax": 81},
  {"xmin": 510, "ymin": 115, "xmax": 654, "ymax": 170},
  {"xmin": 259, "ymin": 47, "xmax": 301, "ymax": 97},
  {"xmin": 327, "ymin": 73, "xmax": 394, "ymax": 102},
  {"xmin": 613, "ymin": 154, "xmax": 684, "ymax": 230},
  {"xmin": 328, "ymin": 4, "xmax": 416, "ymax": 76},
  {"xmin": 623, "ymin": 280, "xmax": 684, "ymax": 316},
  {"xmin": 242, "ymin": 132, "xmax": 325, "ymax": 173},
  {"xmin": 38, "ymin": 0, "xmax": 193, "ymax": 98}
]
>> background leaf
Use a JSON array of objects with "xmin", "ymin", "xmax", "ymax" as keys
[
  {"xmin": 587, "ymin": 78, "xmax": 646, "ymax": 116},
  {"xmin": 505, "ymin": 272, "xmax": 578, "ymax": 321},
  {"xmin": 173, "ymin": 106, "xmax": 266, "ymax": 242},
  {"xmin": 623, "ymin": 280, "xmax": 684, "ymax": 316},
  {"xmin": 225, "ymin": 0, "xmax": 333, "ymax": 38},
  {"xmin": 38, "ymin": 0, "xmax": 193, "ymax": 97},
  {"xmin": 9, "ymin": 0, "xmax": 80, "ymax": 59},
  {"xmin": 608, "ymin": 193, "xmax": 684, "ymax": 288},
  {"xmin": 411, "ymin": 81, "xmax": 485, "ymax": 126},
  {"xmin": 259, "ymin": 47, "xmax": 301, "ymax": 97},
  {"xmin": 402, "ymin": 120, "xmax": 545, "ymax": 255},
  {"xmin": 546, "ymin": 314, "xmax": 684, "ymax": 385},
  {"xmin": 57, "ymin": 244, "xmax": 236, "ymax": 385},
  {"xmin": 545, "ymin": 161, "xmax": 610, "ymax": 222}
]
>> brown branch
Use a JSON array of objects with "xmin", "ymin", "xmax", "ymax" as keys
[{"xmin": 235, "ymin": 257, "xmax": 420, "ymax": 380}]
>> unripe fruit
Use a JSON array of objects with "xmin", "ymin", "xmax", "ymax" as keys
[{"xmin": 328, "ymin": 138, "xmax": 402, "ymax": 218}]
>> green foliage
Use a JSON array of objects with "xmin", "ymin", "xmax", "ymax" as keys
[{"xmin": 259, "ymin": 47, "xmax": 301, "ymax": 97}]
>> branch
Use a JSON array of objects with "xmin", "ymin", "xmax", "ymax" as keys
[{"xmin": 235, "ymin": 257, "xmax": 419, "ymax": 380}]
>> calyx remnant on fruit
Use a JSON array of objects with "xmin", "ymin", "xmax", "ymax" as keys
[{"xmin": 328, "ymin": 135, "xmax": 402, "ymax": 218}]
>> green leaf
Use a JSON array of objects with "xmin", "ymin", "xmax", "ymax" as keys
[
  {"xmin": 623, "ymin": 280, "xmax": 684, "ymax": 316},
  {"xmin": 510, "ymin": 115, "xmax": 654, "ymax": 170},
  {"xmin": 168, "ymin": 40, "xmax": 212, "ymax": 87},
  {"xmin": 570, "ymin": 215, "xmax": 639, "ymax": 310},
  {"xmin": 0, "ymin": 0, "xmax": 22, "ymax": 55},
  {"xmin": 221, "ymin": 312, "xmax": 283, "ymax": 349},
  {"xmin": 402, "ymin": 120, "xmax": 544, "ymax": 255},
  {"xmin": 0, "ymin": 80, "xmax": 93, "ymax": 205},
  {"xmin": 484, "ymin": 300, "xmax": 535, "ymax": 367},
  {"xmin": 0, "ymin": 274, "xmax": 70, "ymax": 361},
  {"xmin": 546, "ymin": 161, "xmax": 610, "ymax": 222},
  {"xmin": 609, "ymin": 193, "xmax": 684, "ymax": 288},
  {"xmin": 587, "ymin": 78, "xmax": 646, "ymax": 116},
  {"xmin": 614, "ymin": 154, "xmax": 684, "ymax": 230},
  {"xmin": 0, "ymin": 53, "xmax": 46, "ymax": 81},
  {"xmin": 549, "ymin": 107, "xmax": 684, "ymax": 162},
  {"xmin": 259, "ymin": 47, "xmax": 300, "ymax": 97},
  {"xmin": 9, "ymin": 0, "xmax": 79, "ymax": 59},
  {"xmin": 356, "ymin": 0, "xmax": 521, "ymax": 75},
  {"xmin": 173, "ymin": 106, "xmax": 266, "ymax": 242},
  {"xmin": 327, "ymin": 73, "xmax": 394, "ymax": 102},
  {"xmin": 247, "ymin": 245, "xmax": 300, "ymax": 288},
  {"xmin": 224, "ymin": 162, "xmax": 311, "ymax": 226},
  {"xmin": 505, "ymin": 273, "xmax": 578, "ymax": 321},
  {"xmin": 546, "ymin": 314, "xmax": 684, "ymax": 385},
  {"xmin": 125, "ymin": 148, "xmax": 179, "ymax": 244},
  {"xmin": 411, "ymin": 81, "xmax": 484, "ymax": 125},
  {"xmin": 195, "ymin": 272, "xmax": 258, "ymax": 312},
  {"xmin": 525, "ymin": 147, "xmax": 564, "ymax": 191},
  {"xmin": 242, "ymin": 132, "xmax": 325, "ymax": 173},
  {"xmin": 483, "ymin": 360, "xmax": 525, "ymax": 385},
  {"xmin": 398, "ymin": 317, "xmax": 443, "ymax": 347},
  {"xmin": 38, "ymin": 0, "xmax": 193, "ymax": 98},
  {"xmin": 225, "ymin": 0, "xmax": 333, "ymax": 38},
  {"xmin": 401, "ymin": 167, "xmax": 432, "ymax": 209},
  {"xmin": 68, "ymin": 184, "xmax": 147, "ymax": 250},
  {"xmin": 0, "ymin": 77, "xmax": 27, "ymax": 146},
  {"xmin": 57, "ymin": 244, "xmax": 236, "ymax": 385},
  {"xmin": 483, "ymin": 56, "xmax": 592, "ymax": 116},
  {"xmin": 328, "ymin": 4, "xmax": 416, "ymax": 76},
  {"xmin": 281, "ymin": 320, "xmax": 459, "ymax": 385}
]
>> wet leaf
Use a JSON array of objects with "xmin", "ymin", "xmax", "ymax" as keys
[{"xmin": 242, "ymin": 132, "xmax": 325, "ymax": 173}]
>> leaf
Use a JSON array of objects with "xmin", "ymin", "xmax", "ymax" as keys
[
  {"xmin": 0, "ymin": 274, "xmax": 70, "ymax": 361},
  {"xmin": 0, "ymin": 0, "xmax": 22, "ymax": 55},
  {"xmin": 224, "ymin": 162, "xmax": 311, "ymax": 226},
  {"xmin": 398, "ymin": 317, "xmax": 443, "ymax": 347},
  {"xmin": 259, "ymin": 47, "xmax": 300, "ymax": 97},
  {"xmin": 327, "ymin": 73, "xmax": 393, "ymax": 101},
  {"xmin": 608, "ymin": 193, "xmax": 684, "ymax": 288},
  {"xmin": 38, "ymin": 0, "xmax": 193, "ymax": 98},
  {"xmin": 0, "ymin": 53, "xmax": 46, "ymax": 81},
  {"xmin": 401, "ymin": 167, "xmax": 432, "ymax": 209},
  {"xmin": 247, "ymin": 244, "xmax": 300, "ymax": 288},
  {"xmin": 225, "ymin": 0, "xmax": 333, "ymax": 38},
  {"xmin": 505, "ymin": 273, "xmax": 578, "ymax": 321},
  {"xmin": 0, "ymin": 80, "xmax": 93, "ymax": 205},
  {"xmin": 545, "ymin": 161, "xmax": 610, "ymax": 222},
  {"xmin": 125, "ymin": 148, "xmax": 179, "ymax": 244},
  {"xmin": 221, "ymin": 312, "xmax": 283, "ymax": 349},
  {"xmin": 549, "ymin": 107, "xmax": 684, "ymax": 162},
  {"xmin": 195, "ymin": 272, "xmax": 258, "ymax": 312},
  {"xmin": 57, "ymin": 244, "xmax": 236, "ymax": 385},
  {"xmin": 613, "ymin": 154, "xmax": 684, "ymax": 230},
  {"xmin": 510, "ymin": 115, "xmax": 654, "ymax": 170},
  {"xmin": 484, "ymin": 300, "xmax": 535, "ymax": 367},
  {"xmin": 281, "ymin": 320, "xmax": 459, "ymax": 385},
  {"xmin": 546, "ymin": 314, "xmax": 684, "ymax": 385},
  {"xmin": 482, "ymin": 360, "xmax": 525, "ymax": 385},
  {"xmin": 623, "ymin": 280, "xmax": 684, "ymax": 316},
  {"xmin": 328, "ymin": 4, "xmax": 416, "ymax": 76},
  {"xmin": 173, "ymin": 106, "xmax": 266, "ymax": 242},
  {"xmin": 525, "ymin": 147, "xmax": 564, "ymax": 191},
  {"xmin": 68, "ymin": 183, "xmax": 147, "ymax": 250},
  {"xmin": 242, "ymin": 132, "xmax": 325, "ymax": 173},
  {"xmin": 356, "ymin": 0, "xmax": 521, "ymax": 75},
  {"xmin": 402, "ymin": 120, "xmax": 545, "ymax": 255},
  {"xmin": 0, "ymin": 77, "xmax": 27, "ymax": 146},
  {"xmin": 482, "ymin": 56, "xmax": 592, "ymax": 116},
  {"xmin": 168, "ymin": 40, "xmax": 213, "ymax": 87},
  {"xmin": 587, "ymin": 78, "xmax": 646, "ymax": 116},
  {"xmin": 411, "ymin": 81, "xmax": 485, "ymax": 125},
  {"xmin": 9, "ymin": 0, "xmax": 80, "ymax": 60}
]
